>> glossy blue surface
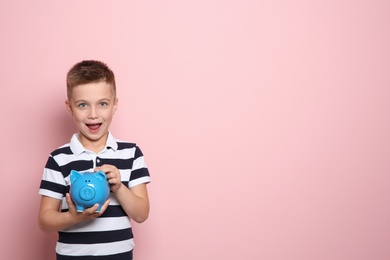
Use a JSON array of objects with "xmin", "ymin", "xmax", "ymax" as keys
[{"xmin": 70, "ymin": 170, "xmax": 110, "ymax": 212}]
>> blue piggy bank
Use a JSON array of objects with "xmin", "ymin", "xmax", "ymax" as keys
[{"xmin": 70, "ymin": 170, "xmax": 110, "ymax": 213}]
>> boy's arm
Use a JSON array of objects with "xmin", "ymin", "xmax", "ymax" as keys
[
  {"xmin": 115, "ymin": 183, "xmax": 150, "ymax": 223},
  {"xmin": 96, "ymin": 164, "xmax": 150, "ymax": 223},
  {"xmin": 38, "ymin": 194, "xmax": 110, "ymax": 233}
]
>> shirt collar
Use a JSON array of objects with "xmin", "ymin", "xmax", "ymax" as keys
[{"xmin": 70, "ymin": 132, "xmax": 118, "ymax": 156}]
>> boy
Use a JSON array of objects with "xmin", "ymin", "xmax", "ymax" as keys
[{"xmin": 38, "ymin": 60, "xmax": 151, "ymax": 260}]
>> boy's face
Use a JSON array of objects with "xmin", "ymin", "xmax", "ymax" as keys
[{"xmin": 65, "ymin": 81, "xmax": 118, "ymax": 151}]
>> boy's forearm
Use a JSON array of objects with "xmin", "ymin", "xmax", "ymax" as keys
[
  {"xmin": 39, "ymin": 210, "xmax": 75, "ymax": 233},
  {"xmin": 114, "ymin": 184, "xmax": 149, "ymax": 223}
]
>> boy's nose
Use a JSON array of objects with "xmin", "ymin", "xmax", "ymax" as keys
[{"xmin": 88, "ymin": 108, "xmax": 98, "ymax": 119}]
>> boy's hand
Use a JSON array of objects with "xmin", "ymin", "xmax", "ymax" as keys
[
  {"xmin": 95, "ymin": 164, "xmax": 122, "ymax": 193},
  {"xmin": 66, "ymin": 193, "xmax": 110, "ymax": 223}
]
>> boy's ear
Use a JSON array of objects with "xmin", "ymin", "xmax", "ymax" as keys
[
  {"xmin": 114, "ymin": 98, "xmax": 118, "ymax": 113},
  {"xmin": 65, "ymin": 100, "xmax": 73, "ymax": 115}
]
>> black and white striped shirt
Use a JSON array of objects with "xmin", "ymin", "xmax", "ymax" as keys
[{"xmin": 39, "ymin": 132, "xmax": 151, "ymax": 259}]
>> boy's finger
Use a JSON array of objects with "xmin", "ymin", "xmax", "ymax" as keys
[
  {"xmin": 83, "ymin": 204, "xmax": 99, "ymax": 215},
  {"xmin": 66, "ymin": 193, "xmax": 73, "ymax": 206},
  {"xmin": 95, "ymin": 164, "xmax": 110, "ymax": 171},
  {"xmin": 99, "ymin": 200, "xmax": 111, "ymax": 213},
  {"xmin": 66, "ymin": 193, "xmax": 77, "ymax": 213}
]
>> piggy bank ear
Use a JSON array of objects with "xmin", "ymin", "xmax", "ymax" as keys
[
  {"xmin": 95, "ymin": 171, "xmax": 107, "ymax": 181},
  {"xmin": 70, "ymin": 170, "xmax": 82, "ymax": 183}
]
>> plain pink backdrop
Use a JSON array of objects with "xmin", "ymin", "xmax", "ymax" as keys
[{"xmin": 1, "ymin": 1, "xmax": 389, "ymax": 259}]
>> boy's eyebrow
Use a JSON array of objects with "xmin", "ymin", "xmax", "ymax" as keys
[
  {"xmin": 73, "ymin": 97, "xmax": 112, "ymax": 103},
  {"xmin": 97, "ymin": 98, "xmax": 113, "ymax": 103},
  {"xmin": 73, "ymin": 99, "xmax": 87, "ymax": 103}
]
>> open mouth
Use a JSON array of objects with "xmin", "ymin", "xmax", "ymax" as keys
[{"xmin": 86, "ymin": 123, "xmax": 102, "ymax": 131}]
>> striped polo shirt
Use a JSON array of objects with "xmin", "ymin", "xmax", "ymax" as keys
[{"xmin": 39, "ymin": 132, "xmax": 151, "ymax": 259}]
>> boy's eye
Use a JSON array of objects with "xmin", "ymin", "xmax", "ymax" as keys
[
  {"xmin": 77, "ymin": 103, "xmax": 87, "ymax": 108},
  {"xmin": 99, "ymin": 102, "xmax": 108, "ymax": 106}
]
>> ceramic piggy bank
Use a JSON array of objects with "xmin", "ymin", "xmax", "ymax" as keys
[{"xmin": 70, "ymin": 170, "xmax": 110, "ymax": 213}]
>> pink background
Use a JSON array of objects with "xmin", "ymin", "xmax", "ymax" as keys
[{"xmin": 1, "ymin": 1, "xmax": 390, "ymax": 259}]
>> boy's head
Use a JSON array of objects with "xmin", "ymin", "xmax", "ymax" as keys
[
  {"xmin": 65, "ymin": 60, "xmax": 119, "ymax": 152},
  {"xmin": 66, "ymin": 60, "xmax": 116, "ymax": 100}
]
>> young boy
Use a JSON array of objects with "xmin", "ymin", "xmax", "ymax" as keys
[{"xmin": 38, "ymin": 60, "xmax": 151, "ymax": 260}]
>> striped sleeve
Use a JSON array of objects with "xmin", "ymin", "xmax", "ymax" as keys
[
  {"xmin": 129, "ymin": 146, "xmax": 150, "ymax": 188},
  {"xmin": 39, "ymin": 155, "xmax": 67, "ymax": 199}
]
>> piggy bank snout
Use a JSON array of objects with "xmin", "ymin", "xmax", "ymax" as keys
[{"xmin": 79, "ymin": 186, "xmax": 96, "ymax": 201}]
